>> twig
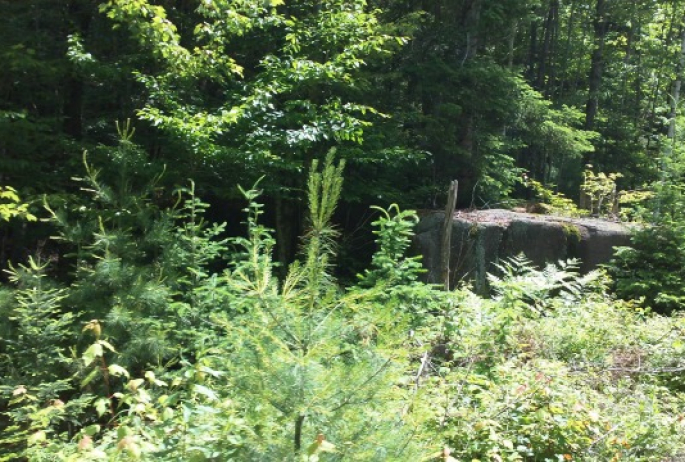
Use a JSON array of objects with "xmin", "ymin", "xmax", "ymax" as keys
[
  {"xmin": 588, "ymin": 424, "xmax": 620, "ymax": 451},
  {"xmin": 402, "ymin": 349, "xmax": 431, "ymax": 416},
  {"xmin": 571, "ymin": 364, "xmax": 685, "ymax": 374}
]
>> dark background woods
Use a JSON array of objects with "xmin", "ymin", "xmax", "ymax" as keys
[{"xmin": 1, "ymin": 0, "xmax": 684, "ymax": 270}]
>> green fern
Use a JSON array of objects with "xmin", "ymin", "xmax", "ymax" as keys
[{"xmin": 488, "ymin": 254, "xmax": 589, "ymax": 315}]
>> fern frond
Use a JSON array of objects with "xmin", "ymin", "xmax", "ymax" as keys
[{"xmin": 489, "ymin": 255, "xmax": 588, "ymax": 315}]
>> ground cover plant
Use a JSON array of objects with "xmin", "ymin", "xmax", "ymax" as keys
[{"xmin": 1, "ymin": 152, "xmax": 685, "ymax": 461}]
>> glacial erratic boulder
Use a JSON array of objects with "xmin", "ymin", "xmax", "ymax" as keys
[{"xmin": 413, "ymin": 209, "xmax": 634, "ymax": 292}]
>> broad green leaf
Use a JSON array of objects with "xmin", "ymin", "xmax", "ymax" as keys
[
  {"xmin": 193, "ymin": 384, "xmax": 218, "ymax": 401},
  {"xmin": 99, "ymin": 340, "xmax": 117, "ymax": 352},
  {"xmin": 83, "ymin": 424, "xmax": 101, "ymax": 436},
  {"xmin": 109, "ymin": 364, "xmax": 130, "ymax": 378},
  {"xmin": 82, "ymin": 343, "xmax": 103, "ymax": 366},
  {"xmin": 94, "ymin": 399, "xmax": 110, "ymax": 417}
]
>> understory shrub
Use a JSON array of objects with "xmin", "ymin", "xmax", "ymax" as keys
[
  {"xmin": 413, "ymin": 258, "xmax": 685, "ymax": 461},
  {"xmin": 611, "ymin": 222, "xmax": 685, "ymax": 314},
  {"xmin": 1, "ymin": 149, "xmax": 684, "ymax": 461},
  {"xmin": 1, "ymin": 152, "xmax": 435, "ymax": 460},
  {"xmin": 609, "ymin": 163, "xmax": 685, "ymax": 314}
]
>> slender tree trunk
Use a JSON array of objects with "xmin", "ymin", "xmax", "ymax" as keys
[
  {"xmin": 662, "ymin": 20, "xmax": 685, "ymax": 191},
  {"xmin": 63, "ymin": 77, "xmax": 84, "ymax": 140},
  {"xmin": 294, "ymin": 414, "xmax": 305, "ymax": 452},
  {"xmin": 441, "ymin": 180, "xmax": 458, "ymax": 290},
  {"xmin": 275, "ymin": 193, "xmax": 299, "ymax": 277},
  {"xmin": 571, "ymin": 10, "xmax": 591, "ymax": 96},
  {"xmin": 619, "ymin": 22, "xmax": 635, "ymax": 112},
  {"xmin": 63, "ymin": 0, "xmax": 93, "ymax": 140},
  {"xmin": 557, "ymin": 0, "xmax": 577, "ymax": 100},
  {"xmin": 502, "ymin": 19, "xmax": 518, "ymax": 137},
  {"xmin": 507, "ymin": 19, "xmax": 518, "ymax": 68},
  {"xmin": 537, "ymin": 0, "xmax": 558, "ymax": 91},
  {"xmin": 527, "ymin": 19, "xmax": 538, "ymax": 81},
  {"xmin": 546, "ymin": 0, "xmax": 560, "ymax": 97},
  {"xmin": 668, "ymin": 23, "xmax": 685, "ymax": 144},
  {"xmin": 633, "ymin": 23, "xmax": 644, "ymax": 131},
  {"xmin": 461, "ymin": 0, "xmax": 482, "ymax": 64},
  {"xmin": 646, "ymin": 6, "xmax": 679, "ymax": 154},
  {"xmin": 585, "ymin": 0, "xmax": 608, "ymax": 133},
  {"xmin": 656, "ymin": 8, "xmax": 684, "ymax": 217}
]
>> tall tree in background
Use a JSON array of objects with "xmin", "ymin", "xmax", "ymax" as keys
[
  {"xmin": 584, "ymin": 0, "xmax": 607, "ymax": 132},
  {"xmin": 98, "ymin": 0, "xmax": 399, "ymax": 264},
  {"xmin": 2, "ymin": 0, "xmax": 685, "ymax": 273},
  {"xmin": 368, "ymin": 0, "xmax": 597, "ymax": 203}
]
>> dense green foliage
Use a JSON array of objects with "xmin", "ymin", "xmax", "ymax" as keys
[
  {"xmin": 2, "ymin": 0, "xmax": 685, "ymax": 244},
  {"xmin": 3, "ymin": 0, "xmax": 685, "ymax": 460},
  {"xmin": 0, "ymin": 158, "xmax": 684, "ymax": 460},
  {"xmin": 610, "ymin": 176, "xmax": 685, "ymax": 313}
]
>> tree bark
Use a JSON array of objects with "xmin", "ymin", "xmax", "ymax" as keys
[
  {"xmin": 461, "ymin": 0, "xmax": 482, "ymax": 64},
  {"xmin": 585, "ymin": 0, "xmax": 608, "ymax": 133},
  {"xmin": 528, "ymin": 19, "xmax": 538, "ymax": 82},
  {"xmin": 507, "ymin": 19, "xmax": 518, "ymax": 68},
  {"xmin": 545, "ymin": 0, "xmax": 560, "ymax": 98},
  {"xmin": 294, "ymin": 414, "xmax": 305, "ymax": 452},
  {"xmin": 275, "ymin": 193, "xmax": 299, "ymax": 277},
  {"xmin": 668, "ymin": 23, "xmax": 685, "ymax": 143},
  {"xmin": 661, "ymin": 20, "xmax": 685, "ymax": 189},
  {"xmin": 441, "ymin": 180, "xmax": 458, "ymax": 290},
  {"xmin": 62, "ymin": 0, "xmax": 93, "ymax": 140},
  {"xmin": 557, "ymin": 0, "xmax": 577, "ymax": 100},
  {"xmin": 537, "ymin": 0, "xmax": 559, "ymax": 92}
]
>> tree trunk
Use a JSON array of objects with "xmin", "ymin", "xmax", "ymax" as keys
[
  {"xmin": 528, "ymin": 20, "xmax": 538, "ymax": 82},
  {"xmin": 461, "ymin": 0, "xmax": 482, "ymax": 64},
  {"xmin": 441, "ymin": 180, "xmax": 458, "ymax": 290},
  {"xmin": 62, "ymin": 0, "xmax": 93, "ymax": 140},
  {"xmin": 619, "ymin": 18, "xmax": 635, "ymax": 112},
  {"xmin": 537, "ymin": 0, "xmax": 558, "ymax": 91},
  {"xmin": 63, "ymin": 77, "xmax": 84, "ymax": 140},
  {"xmin": 275, "ymin": 194, "xmax": 299, "ymax": 277},
  {"xmin": 557, "ymin": 0, "xmax": 577, "ymax": 100},
  {"xmin": 545, "ymin": 0, "xmax": 560, "ymax": 98},
  {"xmin": 585, "ymin": 0, "xmax": 608, "ymax": 133},
  {"xmin": 668, "ymin": 23, "xmax": 685, "ymax": 144},
  {"xmin": 662, "ymin": 20, "xmax": 685, "ymax": 186},
  {"xmin": 507, "ymin": 19, "xmax": 518, "ymax": 68}
]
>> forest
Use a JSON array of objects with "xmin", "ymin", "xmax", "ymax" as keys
[{"xmin": 2, "ymin": 0, "xmax": 685, "ymax": 460}]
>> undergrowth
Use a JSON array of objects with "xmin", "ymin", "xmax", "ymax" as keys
[{"xmin": 0, "ymin": 145, "xmax": 684, "ymax": 461}]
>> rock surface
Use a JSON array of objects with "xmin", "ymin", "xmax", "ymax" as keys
[{"xmin": 413, "ymin": 209, "xmax": 634, "ymax": 292}]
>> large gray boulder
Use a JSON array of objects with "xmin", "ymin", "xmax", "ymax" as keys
[{"xmin": 413, "ymin": 209, "xmax": 633, "ymax": 292}]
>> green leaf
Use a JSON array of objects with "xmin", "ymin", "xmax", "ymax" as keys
[
  {"xmin": 162, "ymin": 407, "xmax": 174, "ymax": 421},
  {"xmin": 27, "ymin": 430, "xmax": 46, "ymax": 445},
  {"xmin": 94, "ymin": 399, "xmax": 110, "ymax": 417},
  {"xmin": 319, "ymin": 440, "xmax": 336, "ymax": 453},
  {"xmin": 109, "ymin": 364, "xmax": 130, "ymax": 378},
  {"xmin": 193, "ymin": 384, "xmax": 218, "ymax": 401},
  {"xmin": 307, "ymin": 435, "xmax": 336, "ymax": 456},
  {"xmin": 127, "ymin": 379, "xmax": 145, "ymax": 391},
  {"xmin": 82, "ymin": 343, "xmax": 103, "ymax": 366},
  {"xmin": 81, "ymin": 368, "xmax": 100, "ymax": 388},
  {"xmin": 83, "ymin": 424, "xmax": 101, "ymax": 436},
  {"xmin": 99, "ymin": 340, "xmax": 117, "ymax": 352}
]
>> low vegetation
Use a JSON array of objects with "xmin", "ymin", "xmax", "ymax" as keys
[{"xmin": 1, "ymin": 154, "xmax": 684, "ymax": 461}]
